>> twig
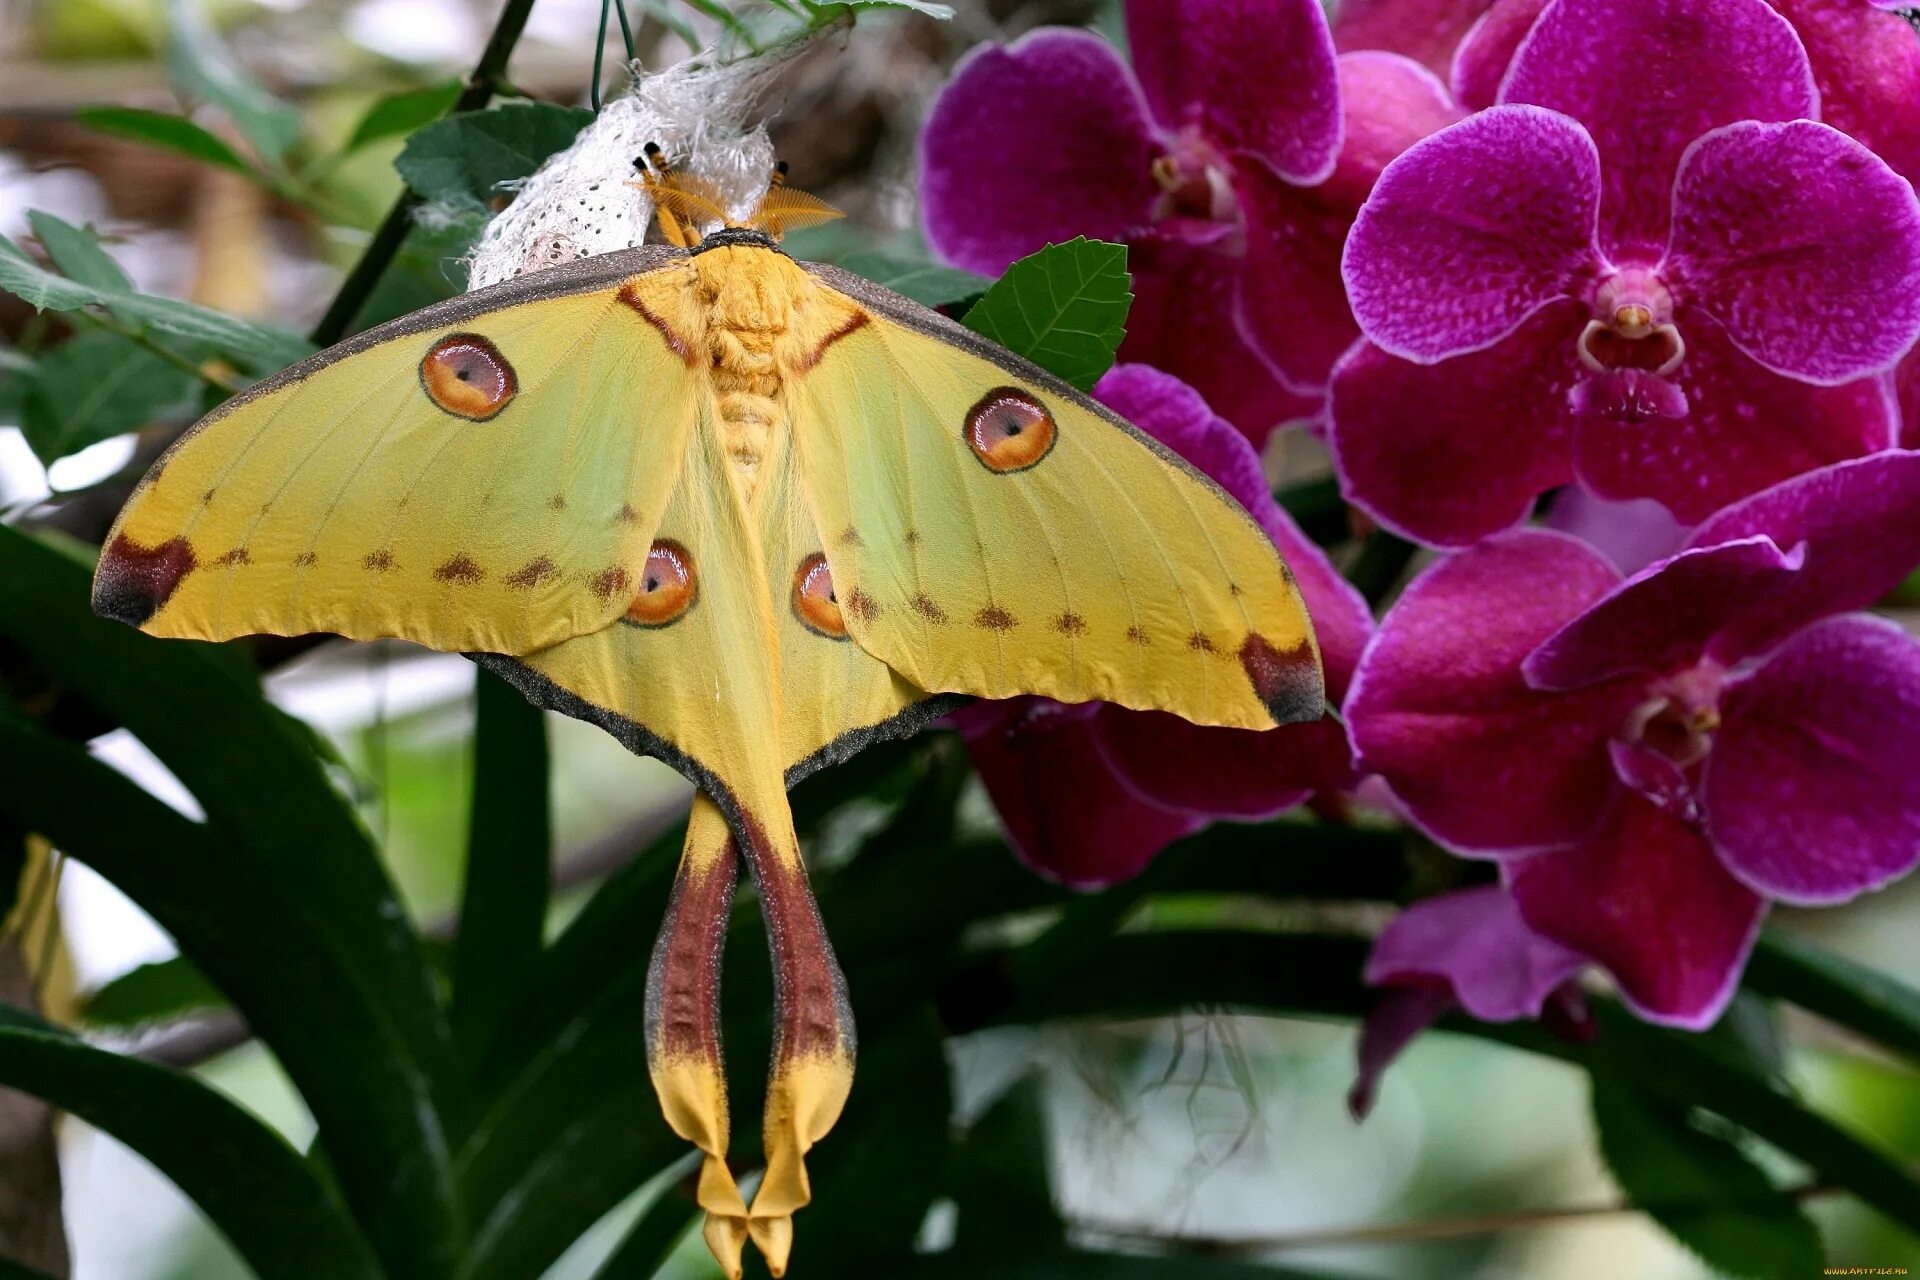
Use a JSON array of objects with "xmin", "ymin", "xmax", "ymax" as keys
[
  {"xmin": 73, "ymin": 309, "xmax": 238, "ymax": 395},
  {"xmin": 306, "ymin": 0, "xmax": 539, "ymax": 347},
  {"xmin": 1075, "ymin": 1179, "xmax": 1841, "ymax": 1255}
]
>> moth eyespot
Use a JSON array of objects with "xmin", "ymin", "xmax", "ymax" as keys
[
  {"xmin": 792, "ymin": 551, "xmax": 848, "ymax": 639},
  {"xmin": 420, "ymin": 333, "xmax": 516, "ymax": 420},
  {"xmin": 626, "ymin": 540, "xmax": 696, "ymax": 626},
  {"xmin": 964, "ymin": 388, "xmax": 1056, "ymax": 473}
]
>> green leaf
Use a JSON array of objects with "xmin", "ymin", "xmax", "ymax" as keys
[
  {"xmin": 21, "ymin": 330, "xmax": 200, "ymax": 466},
  {"xmin": 163, "ymin": 0, "xmax": 301, "ymax": 162},
  {"xmin": 836, "ymin": 250, "xmax": 990, "ymax": 307},
  {"xmin": 962, "ymin": 237, "xmax": 1131, "ymax": 391},
  {"xmin": 75, "ymin": 106, "xmax": 254, "ymax": 177},
  {"xmin": 833, "ymin": 0, "xmax": 955, "ymax": 16},
  {"xmin": 26, "ymin": 210, "xmax": 132, "ymax": 296},
  {"xmin": 343, "ymin": 81, "xmax": 463, "ymax": 153},
  {"xmin": 450, "ymin": 667, "xmax": 552, "ymax": 1060},
  {"xmin": 0, "ymin": 1005, "xmax": 382, "ymax": 1280},
  {"xmin": 0, "ymin": 529, "xmax": 463, "ymax": 1280},
  {"xmin": 1592, "ymin": 1079, "xmax": 1823, "ymax": 1278},
  {"xmin": 80, "ymin": 956, "xmax": 226, "ymax": 1029},
  {"xmin": 1748, "ymin": 929, "xmax": 1920, "ymax": 1066},
  {"xmin": 0, "ymin": 231, "xmax": 312, "ymax": 373},
  {"xmin": 396, "ymin": 103, "xmax": 594, "ymax": 208}
]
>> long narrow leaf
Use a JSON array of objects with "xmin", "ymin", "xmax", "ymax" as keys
[
  {"xmin": 0, "ymin": 528, "xmax": 464, "ymax": 1279},
  {"xmin": 0, "ymin": 1006, "xmax": 382, "ymax": 1280},
  {"xmin": 451, "ymin": 666, "xmax": 552, "ymax": 1061}
]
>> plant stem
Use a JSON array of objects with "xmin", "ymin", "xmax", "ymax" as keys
[
  {"xmin": 75, "ymin": 310, "xmax": 237, "ymax": 395},
  {"xmin": 1346, "ymin": 529, "xmax": 1417, "ymax": 606},
  {"xmin": 307, "ymin": 0, "xmax": 539, "ymax": 346}
]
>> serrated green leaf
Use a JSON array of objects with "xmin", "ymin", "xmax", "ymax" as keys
[
  {"xmin": 1591, "ymin": 1080, "xmax": 1822, "ymax": 1278},
  {"xmin": 831, "ymin": 0, "xmax": 955, "ymax": 15},
  {"xmin": 163, "ymin": 0, "xmax": 301, "ymax": 162},
  {"xmin": 963, "ymin": 237, "xmax": 1131, "ymax": 390},
  {"xmin": 837, "ymin": 249, "xmax": 990, "ymax": 307},
  {"xmin": 0, "ymin": 1004, "xmax": 382, "ymax": 1280},
  {"xmin": 396, "ymin": 103, "xmax": 594, "ymax": 208},
  {"xmin": 75, "ymin": 106, "xmax": 254, "ymax": 177},
  {"xmin": 21, "ymin": 330, "xmax": 200, "ymax": 465},
  {"xmin": 79, "ymin": 956, "xmax": 226, "ymax": 1029},
  {"xmin": 343, "ymin": 80, "xmax": 462, "ymax": 153},
  {"xmin": 0, "ymin": 231, "xmax": 311, "ymax": 374}
]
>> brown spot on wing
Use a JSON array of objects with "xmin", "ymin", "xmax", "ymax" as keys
[
  {"xmin": 1127, "ymin": 626, "xmax": 1151, "ymax": 645},
  {"xmin": 618, "ymin": 283, "xmax": 695, "ymax": 363},
  {"xmin": 838, "ymin": 526, "xmax": 862, "ymax": 548},
  {"xmin": 590, "ymin": 566, "xmax": 631, "ymax": 600},
  {"xmin": 549, "ymin": 494, "xmax": 568, "ymax": 512},
  {"xmin": 1054, "ymin": 612, "xmax": 1087, "ymax": 636},
  {"xmin": 434, "ymin": 555, "xmax": 485, "ymax": 584},
  {"xmin": 1240, "ymin": 633, "xmax": 1323, "ymax": 725},
  {"xmin": 294, "ymin": 551, "xmax": 318, "ymax": 568},
  {"xmin": 505, "ymin": 556, "xmax": 559, "ymax": 589},
  {"xmin": 975, "ymin": 605, "xmax": 1017, "ymax": 631},
  {"xmin": 215, "ymin": 547, "xmax": 251, "ymax": 567},
  {"xmin": 910, "ymin": 594, "xmax": 949, "ymax": 624},
  {"xmin": 618, "ymin": 503, "xmax": 640, "ymax": 525},
  {"xmin": 365, "ymin": 550, "xmax": 395, "ymax": 572},
  {"xmin": 797, "ymin": 309, "xmax": 870, "ymax": 371},
  {"xmin": 845, "ymin": 588, "xmax": 881, "ymax": 623},
  {"xmin": 94, "ymin": 535, "xmax": 197, "ymax": 627},
  {"xmin": 904, "ymin": 529, "xmax": 922, "ymax": 548}
]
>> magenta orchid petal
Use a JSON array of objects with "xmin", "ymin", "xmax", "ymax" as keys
[
  {"xmin": 1237, "ymin": 52, "xmax": 1462, "ymax": 393},
  {"xmin": 1686, "ymin": 451, "xmax": 1920, "ymax": 661},
  {"xmin": 1769, "ymin": 0, "xmax": 1920, "ymax": 187},
  {"xmin": 1333, "ymin": 0, "xmax": 1493, "ymax": 76},
  {"xmin": 1901, "ymin": 352, "xmax": 1920, "ymax": 449},
  {"xmin": 1121, "ymin": 232, "xmax": 1324, "ymax": 446},
  {"xmin": 1501, "ymin": 0, "xmax": 1816, "ymax": 256},
  {"xmin": 1328, "ymin": 307, "xmax": 1583, "ymax": 547},
  {"xmin": 1092, "ymin": 362, "xmax": 1373, "ymax": 686},
  {"xmin": 1667, "ymin": 120, "xmax": 1920, "ymax": 383},
  {"xmin": 1365, "ymin": 885, "xmax": 1588, "ymax": 1021},
  {"xmin": 1572, "ymin": 307, "xmax": 1896, "ymax": 524},
  {"xmin": 1609, "ymin": 739, "xmax": 1698, "ymax": 821},
  {"xmin": 1231, "ymin": 163, "xmax": 1362, "ymax": 394},
  {"xmin": 1346, "ymin": 530, "xmax": 1643, "ymax": 852},
  {"xmin": 1508, "ymin": 794, "xmax": 1764, "ymax": 1029},
  {"xmin": 1322, "ymin": 52, "xmax": 1466, "ymax": 209},
  {"xmin": 1451, "ymin": 0, "xmax": 1549, "ymax": 110},
  {"xmin": 1544, "ymin": 489, "xmax": 1690, "ymax": 576},
  {"xmin": 1522, "ymin": 537, "xmax": 1805, "ymax": 692},
  {"xmin": 1342, "ymin": 105, "xmax": 1603, "ymax": 362},
  {"xmin": 1126, "ymin": 0, "xmax": 1342, "ymax": 185},
  {"xmin": 1093, "ymin": 708, "xmax": 1335, "ymax": 818},
  {"xmin": 1350, "ymin": 985, "xmax": 1454, "ymax": 1120},
  {"xmin": 1706, "ymin": 615, "xmax": 1920, "ymax": 904},
  {"xmin": 959, "ymin": 696, "xmax": 1201, "ymax": 889},
  {"xmin": 920, "ymin": 29, "xmax": 1162, "ymax": 276}
]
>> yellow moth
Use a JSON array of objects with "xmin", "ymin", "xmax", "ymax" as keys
[{"xmin": 92, "ymin": 163, "xmax": 1324, "ymax": 1278}]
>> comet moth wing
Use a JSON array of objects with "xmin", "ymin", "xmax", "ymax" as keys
[{"xmin": 95, "ymin": 223, "xmax": 1323, "ymax": 1277}]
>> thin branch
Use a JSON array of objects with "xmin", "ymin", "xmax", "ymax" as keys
[
  {"xmin": 306, "ymin": 0, "xmax": 539, "ymax": 347},
  {"xmin": 1074, "ymin": 1179, "xmax": 1842, "ymax": 1256},
  {"xmin": 73, "ymin": 310, "xmax": 238, "ymax": 396}
]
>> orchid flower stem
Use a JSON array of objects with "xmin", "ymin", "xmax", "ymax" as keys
[
  {"xmin": 1745, "ymin": 930, "xmax": 1920, "ymax": 1066},
  {"xmin": 308, "ymin": 0, "xmax": 538, "ymax": 347}
]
